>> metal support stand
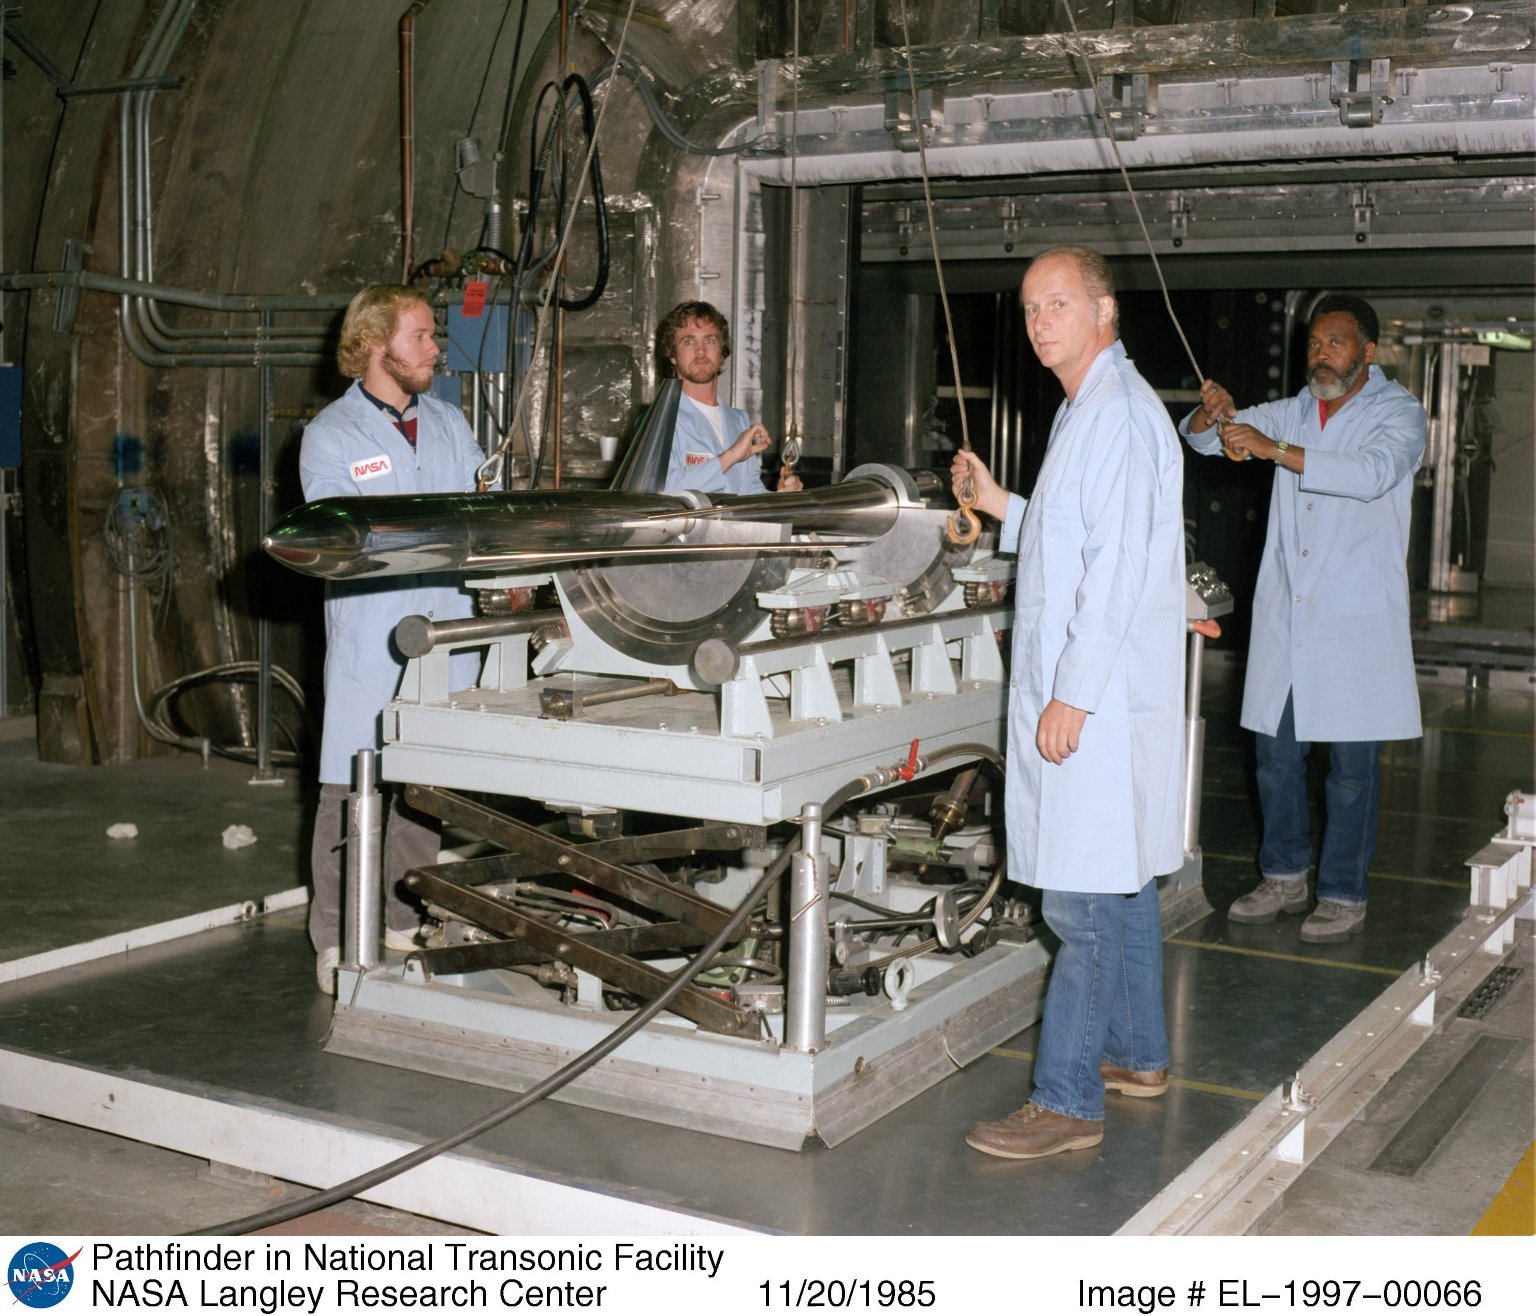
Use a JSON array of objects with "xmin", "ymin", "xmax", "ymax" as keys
[
  {"xmin": 1182, "ymin": 562, "xmax": 1232, "ymax": 856},
  {"xmin": 343, "ymin": 748, "xmax": 383, "ymax": 971},
  {"xmin": 249, "ymin": 311, "xmax": 281, "ymax": 784},
  {"xmin": 1182, "ymin": 625, "xmax": 1207, "ymax": 856},
  {"xmin": 785, "ymin": 801, "xmax": 829, "ymax": 1054}
]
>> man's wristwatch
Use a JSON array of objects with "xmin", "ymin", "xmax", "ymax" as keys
[{"xmin": 1273, "ymin": 440, "xmax": 1290, "ymax": 462}]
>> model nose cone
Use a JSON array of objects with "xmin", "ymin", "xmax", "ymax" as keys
[{"xmin": 263, "ymin": 500, "xmax": 371, "ymax": 578}]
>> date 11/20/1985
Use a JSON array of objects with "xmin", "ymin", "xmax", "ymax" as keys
[{"xmin": 760, "ymin": 1279, "xmax": 938, "ymax": 1308}]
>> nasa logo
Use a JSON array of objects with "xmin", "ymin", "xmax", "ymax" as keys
[
  {"xmin": 7, "ymin": 1241, "xmax": 81, "ymax": 1309},
  {"xmin": 351, "ymin": 454, "xmax": 393, "ymax": 481},
  {"xmin": 684, "ymin": 452, "xmax": 711, "ymax": 466}
]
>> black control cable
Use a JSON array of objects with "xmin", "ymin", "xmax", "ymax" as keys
[{"xmin": 551, "ymin": 72, "xmax": 609, "ymax": 313}]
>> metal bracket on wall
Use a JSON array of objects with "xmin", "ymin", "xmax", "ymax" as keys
[
  {"xmin": 1330, "ymin": 58, "xmax": 1394, "ymax": 128},
  {"xmin": 1352, "ymin": 186, "xmax": 1374, "ymax": 244},
  {"xmin": 52, "ymin": 239, "xmax": 83, "ymax": 334},
  {"xmin": 1168, "ymin": 194, "xmax": 1192, "ymax": 248},
  {"xmin": 755, "ymin": 58, "xmax": 786, "ymax": 154},
  {"xmin": 1095, "ymin": 73, "xmax": 1155, "ymax": 142},
  {"xmin": 884, "ymin": 86, "xmax": 944, "ymax": 152},
  {"xmin": 3, "ymin": 25, "xmax": 183, "ymax": 98}
]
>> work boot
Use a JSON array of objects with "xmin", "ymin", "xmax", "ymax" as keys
[
  {"xmin": 965, "ymin": 1103, "xmax": 1103, "ymax": 1160},
  {"xmin": 1101, "ymin": 1061, "xmax": 1169, "ymax": 1098},
  {"xmin": 1227, "ymin": 877, "xmax": 1309, "ymax": 924},
  {"xmin": 1299, "ymin": 899, "xmax": 1366, "ymax": 944}
]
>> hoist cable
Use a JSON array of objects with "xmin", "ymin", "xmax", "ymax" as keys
[
  {"xmin": 896, "ymin": 4, "xmax": 980, "ymax": 546},
  {"xmin": 1055, "ymin": 0, "xmax": 1212, "ymax": 396},
  {"xmin": 779, "ymin": 0, "xmax": 804, "ymax": 484}
]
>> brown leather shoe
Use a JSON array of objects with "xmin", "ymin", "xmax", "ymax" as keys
[
  {"xmin": 965, "ymin": 1103, "xmax": 1103, "ymax": 1160},
  {"xmin": 1100, "ymin": 1062, "xmax": 1169, "ymax": 1098}
]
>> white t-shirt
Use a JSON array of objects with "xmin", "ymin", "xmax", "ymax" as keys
[{"xmin": 689, "ymin": 398, "xmax": 726, "ymax": 448}]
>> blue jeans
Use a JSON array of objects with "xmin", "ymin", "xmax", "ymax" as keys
[
  {"xmin": 1031, "ymin": 882, "xmax": 1169, "ymax": 1122},
  {"xmin": 1254, "ymin": 692, "xmax": 1379, "ymax": 907}
]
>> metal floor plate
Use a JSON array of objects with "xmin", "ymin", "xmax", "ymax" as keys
[{"xmin": 0, "ymin": 668, "xmax": 1528, "ymax": 1234}]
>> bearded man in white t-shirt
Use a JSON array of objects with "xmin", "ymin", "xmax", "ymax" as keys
[{"xmin": 656, "ymin": 300, "xmax": 803, "ymax": 495}]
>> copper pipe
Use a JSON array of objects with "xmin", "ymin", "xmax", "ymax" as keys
[
  {"xmin": 399, "ymin": 2, "xmax": 436, "ymax": 279},
  {"xmin": 553, "ymin": 303, "xmax": 565, "ymax": 488}
]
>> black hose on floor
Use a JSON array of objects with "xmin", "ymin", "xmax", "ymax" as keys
[{"xmin": 186, "ymin": 771, "xmax": 886, "ymax": 1235}]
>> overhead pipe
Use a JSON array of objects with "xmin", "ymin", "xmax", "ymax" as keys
[
  {"xmin": 115, "ymin": 75, "xmax": 331, "ymax": 363},
  {"xmin": 2, "ymin": 269, "xmax": 354, "ymax": 315},
  {"xmin": 133, "ymin": 99, "xmax": 329, "ymax": 353},
  {"xmin": 1, "ymin": 268, "xmax": 349, "ymax": 367},
  {"xmin": 86, "ymin": 0, "xmax": 338, "ymax": 367},
  {"xmin": 115, "ymin": 0, "xmax": 185, "ymax": 363},
  {"xmin": 400, "ymin": 2, "xmax": 440, "ymax": 280}
]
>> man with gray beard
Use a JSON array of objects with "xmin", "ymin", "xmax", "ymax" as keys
[{"xmin": 1183, "ymin": 295, "xmax": 1426, "ymax": 943}]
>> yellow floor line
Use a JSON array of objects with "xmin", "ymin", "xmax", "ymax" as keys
[
  {"xmin": 1382, "ymin": 764, "xmax": 1536, "ymax": 782},
  {"xmin": 1166, "ymin": 937, "xmax": 1405, "ymax": 977},
  {"xmin": 1364, "ymin": 873, "xmax": 1471, "ymax": 891},
  {"xmin": 1204, "ymin": 734, "xmax": 1529, "ymax": 773},
  {"xmin": 1172, "ymin": 1076, "xmax": 1270, "ymax": 1102},
  {"xmin": 1423, "ymin": 724, "xmax": 1535, "ymax": 741},
  {"xmin": 987, "ymin": 1047, "xmax": 1266, "ymax": 1102},
  {"xmin": 1199, "ymin": 852, "xmax": 1466, "ymax": 891},
  {"xmin": 1471, "ymin": 1141, "xmax": 1535, "ymax": 1236},
  {"xmin": 1200, "ymin": 790, "xmax": 1498, "ymax": 829}
]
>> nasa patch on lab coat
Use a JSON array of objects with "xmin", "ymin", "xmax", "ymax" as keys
[
  {"xmin": 684, "ymin": 452, "xmax": 713, "ymax": 467},
  {"xmin": 351, "ymin": 454, "xmax": 393, "ymax": 481}
]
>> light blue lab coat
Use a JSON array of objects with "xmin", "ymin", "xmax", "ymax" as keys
[
  {"xmin": 299, "ymin": 382, "xmax": 485, "ymax": 784},
  {"xmin": 1180, "ymin": 366, "xmax": 1425, "ymax": 743},
  {"xmin": 999, "ymin": 342, "xmax": 1187, "ymax": 894},
  {"xmin": 664, "ymin": 395, "xmax": 768, "ymax": 495}
]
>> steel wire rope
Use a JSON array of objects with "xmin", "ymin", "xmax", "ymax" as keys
[
  {"xmin": 779, "ymin": 0, "xmax": 805, "ymax": 484},
  {"xmin": 475, "ymin": 0, "xmax": 641, "ymax": 491},
  {"xmin": 1054, "ymin": 0, "xmax": 1213, "ymax": 396},
  {"xmin": 895, "ymin": 4, "xmax": 980, "ymax": 546}
]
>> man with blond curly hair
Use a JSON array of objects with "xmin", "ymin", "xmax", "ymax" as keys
[{"xmin": 299, "ymin": 284, "xmax": 485, "ymax": 994}]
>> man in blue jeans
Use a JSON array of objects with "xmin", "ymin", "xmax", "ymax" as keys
[
  {"xmin": 1181, "ymin": 296, "xmax": 1426, "ymax": 943},
  {"xmin": 952, "ymin": 247, "xmax": 1200, "ymax": 1160}
]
